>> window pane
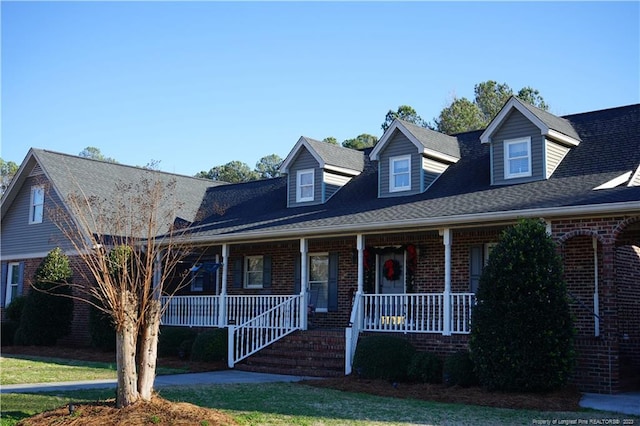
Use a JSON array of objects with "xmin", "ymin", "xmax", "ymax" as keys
[
  {"xmin": 394, "ymin": 174, "xmax": 409, "ymax": 188},
  {"xmin": 33, "ymin": 187, "xmax": 44, "ymax": 204},
  {"xmin": 10, "ymin": 264, "xmax": 20, "ymax": 284},
  {"xmin": 509, "ymin": 158, "xmax": 529, "ymax": 174},
  {"xmin": 309, "ymin": 256, "xmax": 328, "ymax": 281},
  {"xmin": 246, "ymin": 271, "xmax": 264, "ymax": 286},
  {"xmin": 247, "ymin": 257, "xmax": 263, "ymax": 272},
  {"xmin": 508, "ymin": 142, "xmax": 528, "ymax": 158},
  {"xmin": 300, "ymin": 172, "xmax": 313, "ymax": 185},
  {"xmin": 393, "ymin": 159, "xmax": 409, "ymax": 173},
  {"xmin": 301, "ymin": 185, "xmax": 313, "ymax": 199}
]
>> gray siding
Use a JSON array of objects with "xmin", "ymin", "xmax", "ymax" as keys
[
  {"xmin": 491, "ymin": 109, "xmax": 544, "ymax": 185},
  {"xmin": 287, "ymin": 147, "xmax": 322, "ymax": 207},
  {"xmin": 0, "ymin": 175, "xmax": 69, "ymax": 259},
  {"xmin": 545, "ymin": 139, "xmax": 571, "ymax": 178},
  {"xmin": 378, "ymin": 131, "xmax": 420, "ymax": 197}
]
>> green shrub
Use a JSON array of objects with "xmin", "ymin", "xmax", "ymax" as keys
[
  {"xmin": 1, "ymin": 321, "xmax": 19, "ymax": 346},
  {"xmin": 352, "ymin": 335, "xmax": 416, "ymax": 381},
  {"xmin": 158, "ymin": 326, "xmax": 198, "ymax": 358},
  {"xmin": 4, "ymin": 296, "xmax": 26, "ymax": 322},
  {"xmin": 16, "ymin": 248, "xmax": 74, "ymax": 346},
  {"xmin": 443, "ymin": 350, "xmax": 478, "ymax": 387},
  {"xmin": 469, "ymin": 218, "xmax": 575, "ymax": 392},
  {"xmin": 89, "ymin": 302, "xmax": 116, "ymax": 351},
  {"xmin": 408, "ymin": 352, "xmax": 442, "ymax": 384},
  {"xmin": 191, "ymin": 328, "xmax": 228, "ymax": 362}
]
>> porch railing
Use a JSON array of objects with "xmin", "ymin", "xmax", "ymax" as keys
[
  {"xmin": 228, "ymin": 294, "xmax": 303, "ymax": 368},
  {"xmin": 344, "ymin": 292, "xmax": 363, "ymax": 375},
  {"xmin": 358, "ymin": 292, "xmax": 475, "ymax": 334},
  {"xmin": 161, "ymin": 295, "xmax": 221, "ymax": 327},
  {"xmin": 160, "ymin": 295, "xmax": 294, "ymax": 328}
]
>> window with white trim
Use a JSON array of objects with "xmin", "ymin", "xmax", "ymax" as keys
[
  {"xmin": 244, "ymin": 256, "xmax": 264, "ymax": 288},
  {"xmin": 308, "ymin": 253, "xmax": 328, "ymax": 311},
  {"xmin": 5, "ymin": 263, "xmax": 21, "ymax": 306},
  {"xmin": 296, "ymin": 169, "xmax": 314, "ymax": 202},
  {"xmin": 29, "ymin": 186, "xmax": 45, "ymax": 224},
  {"xmin": 504, "ymin": 137, "xmax": 532, "ymax": 179},
  {"xmin": 390, "ymin": 155, "xmax": 411, "ymax": 192}
]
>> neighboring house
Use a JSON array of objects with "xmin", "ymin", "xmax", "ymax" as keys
[{"xmin": 2, "ymin": 97, "xmax": 639, "ymax": 394}]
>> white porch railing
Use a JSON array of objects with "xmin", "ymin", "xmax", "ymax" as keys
[
  {"xmin": 161, "ymin": 295, "xmax": 221, "ymax": 327},
  {"xmin": 356, "ymin": 292, "xmax": 475, "ymax": 334},
  {"xmin": 160, "ymin": 295, "xmax": 294, "ymax": 328},
  {"xmin": 344, "ymin": 293, "xmax": 363, "ymax": 375},
  {"xmin": 228, "ymin": 294, "xmax": 303, "ymax": 368}
]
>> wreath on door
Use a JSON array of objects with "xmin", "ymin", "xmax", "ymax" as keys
[{"xmin": 383, "ymin": 258, "xmax": 401, "ymax": 281}]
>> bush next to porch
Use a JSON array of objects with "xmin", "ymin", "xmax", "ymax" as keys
[
  {"xmin": 14, "ymin": 248, "xmax": 74, "ymax": 346},
  {"xmin": 408, "ymin": 352, "xmax": 443, "ymax": 384},
  {"xmin": 191, "ymin": 328, "xmax": 228, "ymax": 362},
  {"xmin": 470, "ymin": 218, "xmax": 576, "ymax": 392},
  {"xmin": 443, "ymin": 350, "xmax": 478, "ymax": 387},
  {"xmin": 352, "ymin": 335, "xmax": 416, "ymax": 381},
  {"xmin": 158, "ymin": 326, "xmax": 198, "ymax": 358}
]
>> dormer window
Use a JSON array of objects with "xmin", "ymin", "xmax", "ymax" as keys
[
  {"xmin": 29, "ymin": 185, "xmax": 44, "ymax": 224},
  {"xmin": 297, "ymin": 169, "xmax": 314, "ymax": 202},
  {"xmin": 504, "ymin": 137, "xmax": 532, "ymax": 179},
  {"xmin": 390, "ymin": 155, "xmax": 411, "ymax": 192}
]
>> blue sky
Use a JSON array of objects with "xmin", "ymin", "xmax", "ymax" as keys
[{"xmin": 2, "ymin": 1, "xmax": 639, "ymax": 177}]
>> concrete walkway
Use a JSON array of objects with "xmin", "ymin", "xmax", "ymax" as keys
[
  {"xmin": 0, "ymin": 370, "xmax": 312, "ymax": 394},
  {"xmin": 579, "ymin": 391, "xmax": 640, "ymax": 416}
]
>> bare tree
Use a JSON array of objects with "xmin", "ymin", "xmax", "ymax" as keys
[{"xmin": 50, "ymin": 177, "xmax": 195, "ymax": 407}]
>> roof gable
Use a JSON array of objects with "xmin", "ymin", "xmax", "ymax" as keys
[
  {"xmin": 280, "ymin": 136, "xmax": 364, "ymax": 175},
  {"xmin": 370, "ymin": 119, "xmax": 461, "ymax": 163},
  {"xmin": 480, "ymin": 96, "xmax": 581, "ymax": 145}
]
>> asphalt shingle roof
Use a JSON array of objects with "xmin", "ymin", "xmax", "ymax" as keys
[
  {"xmin": 187, "ymin": 104, "xmax": 640, "ymax": 242},
  {"xmin": 399, "ymin": 119, "xmax": 461, "ymax": 159},
  {"xmin": 303, "ymin": 137, "xmax": 365, "ymax": 172}
]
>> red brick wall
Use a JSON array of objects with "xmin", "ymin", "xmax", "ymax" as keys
[{"xmin": 616, "ymin": 244, "xmax": 640, "ymax": 388}]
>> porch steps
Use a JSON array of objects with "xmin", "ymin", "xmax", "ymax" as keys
[{"xmin": 235, "ymin": 329, "xmax": 345, "ymax": 378}]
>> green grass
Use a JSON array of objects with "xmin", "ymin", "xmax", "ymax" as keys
[
  {"xmin": 2, "ymin": 383, "xmax": 638, "ymax": 426},
  {"xmin": 0, "ymin": 355, "xmax": 186, "ymax": 385}
]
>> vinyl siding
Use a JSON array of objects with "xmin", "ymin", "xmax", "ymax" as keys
[
  {"xmin": 378, "ymin": 131, "xmax": 420, "ymax": 197},
  {"xmin": 545, "ymin": 139, "xmax": 571, "ymax": 178},
  {"xmin": 0, "ymin": 175, "xmax": 70, "ymax": 259},
  {"xmin": 323, "ymin": 171, "xmax": 351, "ymax": 200},
  {"xmin": 287, "ymin": 147, "xmax": 322, "ymax": 207},
  {"xmin": 422, "ymin": 157, "xmax": 449, "ymax": 190},
  {"xmin": 491, "ymin": 109, "xmax": 544, "ymax": 185}
]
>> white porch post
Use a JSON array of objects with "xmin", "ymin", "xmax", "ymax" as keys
[
  {"xmin": 442, "ymin": 228, "xmax": 452, "ymax": 336},
  {"xmin": 218, "ymin": 243, "xmax": 229, "ymax": 327},
  {"xmin": 300, "ymin": 238, "xmax": 309, "ymax": 330},
  {"xmin": 356, "ymin": 234, "xmax": 365, "ymax": 295},
  {"xmin": 593, "ymin": 236, "xmax": 600, "ymax": 337}
]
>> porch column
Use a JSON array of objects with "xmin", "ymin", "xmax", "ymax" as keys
[
  {"xmin": 593, "ymin": 236, "xmax": 600, "ymax": 337},
  {"xmin": 300, "ymin": 238, "xmax": 309, "ymax": 330},
  {"xmin": 356, "ymin": 234, "xmax": 365, "ymax": 295},
  {"xmin": 442, "ymin": 228, "xmax": 452, "ymax": 336},
  {"xmin": 218, "ymin": 243, "xmax": 229, "ymax": 327}
]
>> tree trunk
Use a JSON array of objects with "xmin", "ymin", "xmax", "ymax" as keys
[
  {"xmin": 115, "ymin": 293, "xmax": 139, "ymax": 408},
  {"xmin": 137, "ymin": 299, "xmax": 161, "ymax": 400}
]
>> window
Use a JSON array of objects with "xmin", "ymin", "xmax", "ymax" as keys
[
  {"xmin": 296, "ymin": 169, "xmax": 314, "ymax": 202},
  {"xmin": 191, "ymin": 271, "xmax": 205, "ymax": 292},
  {"xmin": 5, "ymin": 263, "xmax": 21, "ymax": 306},
  {"xmin": 245, "ymin": 256, "xmax": 264, "ymax": 288},
  {"xmin": 504, "ymin": 137, "xmax": 532, "ymax": 179},
  {"xmin": 29, "ymin": 186, "xmax": 45, "ymax": 224},
  {"xmin": 308, "ymin": 254, "xmax": 328, "ymax": 311},
  {"xmin": 390, "ymin": 155, "xmax": 411, "ymax": 192}
]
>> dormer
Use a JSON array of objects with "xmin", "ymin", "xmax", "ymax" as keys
[
  {"xmin": 480, "ymin": 96, "xmax": 581, "ymax": 185},
  {"xmin": 280, "ymin": 137, "xmax": 364, "ymax": 207},
  {"xmin": 369, "ymin": 119, "xmax": 460, "ymax": 198}
]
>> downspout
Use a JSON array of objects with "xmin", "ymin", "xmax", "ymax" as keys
[
  {"xmin": 442, "ymin": 228, "xmax": 452, "ymax": 336},
  {"xmin": 300, "ymin": 238, "xmax": 308, "ymax": 330},
  {"xmin": 592, "ymin": 237, "xmax": 600, "ymax": 337},
  {"xmin": 218, "ymin": 243, "xmax": 229, "ymax": 327}
]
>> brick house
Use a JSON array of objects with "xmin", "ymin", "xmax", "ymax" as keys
[{"xmin": 2, "ymin": 97, "xmax": 639, "ymax": 393}]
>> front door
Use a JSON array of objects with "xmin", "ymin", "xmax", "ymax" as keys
[{"xmin": 378, "ymin": 252, "xmax": 405, "ymax": 294}]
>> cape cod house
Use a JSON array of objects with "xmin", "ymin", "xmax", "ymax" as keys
[{"xmin": 2, "ymin": 97, "xmax": 639, "ymax": 394}]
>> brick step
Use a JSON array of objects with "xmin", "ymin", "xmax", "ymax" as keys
[{"xmin": 236, "ymin": 329, "xmax": 346, "ymax": 378}]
